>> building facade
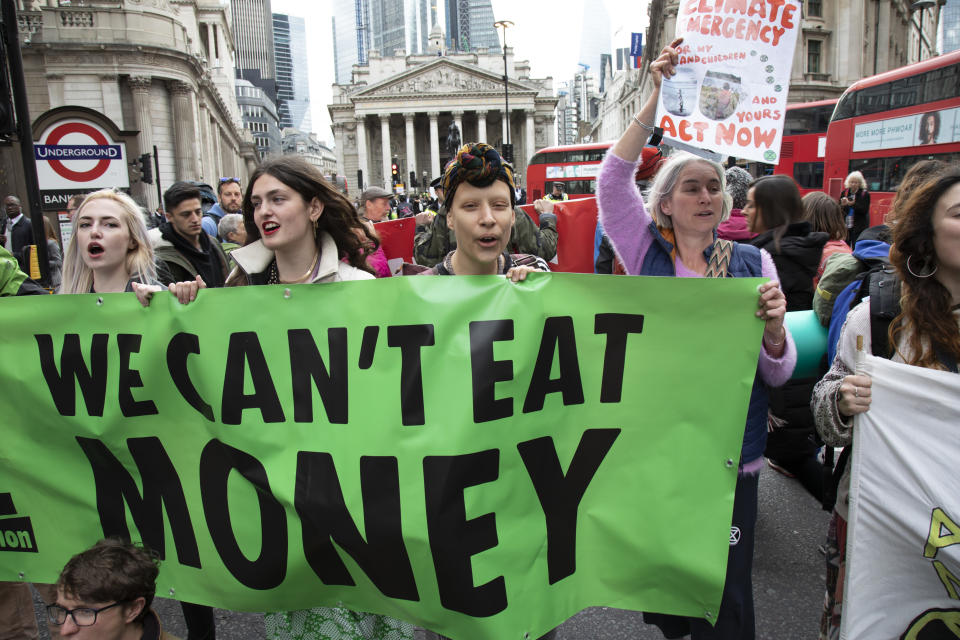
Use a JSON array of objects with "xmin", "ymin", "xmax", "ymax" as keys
[
  {"xmin": 447, "ymin": 0, "xmax": 501, "ymax": 53},
  {"xmin": 236, "ymin": 79, "xmax": 282, "ymax": 160},
  {"xmin": 282, "ymin": 129, "xmax": 337, "ymax": 176},
  {"xmin": 329, "ymin": 38, "xmax": 557, "ymax": 193},
  {"xmin": 12, "ymin": 0, "xmax": 256, "ymax": 210},
  {"xmin": 273, "ymin": 13, "xmax": 311, "ymax": 132},
  {"xmin": 230, "ymin": 0, "xmax": 277, "ymax": 104},
  {"xmin": 332, "ymin": 0, "xmax": 371, "ymax": 85}
]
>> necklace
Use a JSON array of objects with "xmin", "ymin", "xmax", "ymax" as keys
[
  {"xmin": 273, "ymin": 250, "xmax": 320, "ymax": 284},
  {"xmin": 443, "ymin": 251, "xmax": 504, "ymax": 275}
]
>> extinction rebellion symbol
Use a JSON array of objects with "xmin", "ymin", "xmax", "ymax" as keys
[{"xmin": 34, "ymin": 122, "xmax": 122, "ymax": 182}]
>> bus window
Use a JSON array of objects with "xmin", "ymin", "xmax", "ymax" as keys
[
  {"xmin": 792, "ymin": 162, "xmax": 824, "ymax": 190},
  {"xmin": 857, "ymin": 84, "xmax": 890, "ymax": 116},
  {"xmin": 923, "ymin": 63, "xmax": 960, "ymax": 103},
  {"xmin": 889, "ymin": 76, "xmax": 923, "ymax": 109}
]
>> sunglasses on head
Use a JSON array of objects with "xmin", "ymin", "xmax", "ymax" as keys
[{"xmin": 219, "ymin": 177, "xmax": 240, "ymax": 184}]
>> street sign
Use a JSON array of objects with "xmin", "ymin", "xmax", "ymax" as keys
[{"xmin": 34, "ymin": 118, "xmax": 129, "ymax": 192}]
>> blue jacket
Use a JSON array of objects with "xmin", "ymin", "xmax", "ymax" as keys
[
  {"xmin": 201, "ymin": 203, "xmax": 227, "ymax": 240},
  {"xmin": 640, "ymin": 222, "xmax": 770, "ymax": 465},
  {"xmin": 826, "ymin": 239, "xmax": 891, "ymax": 364}
]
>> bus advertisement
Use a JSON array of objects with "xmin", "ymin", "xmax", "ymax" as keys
[
  {"xmin": 823, "ymin": 49, "xmax": 960, "ymax": 225},
  {"xmin": 773, "ymin": 99, "xmax": 836, "ymax": 196}
]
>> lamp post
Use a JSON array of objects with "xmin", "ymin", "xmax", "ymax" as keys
[
  {"xmin": 911, "ymin": 0, "xmax": 936, "ymax": 60},
  {"xmin": 494, "ymin": 20, "xmax": 514, "ymax": 159}
]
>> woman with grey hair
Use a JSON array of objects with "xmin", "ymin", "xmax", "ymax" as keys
[
  {"xmin": 839, "ymin": 170, "xmax": 870, "ymax": 246},
  {"xmin": 597, "ymin": 37, "xmax": 796, "ymax": 640}
]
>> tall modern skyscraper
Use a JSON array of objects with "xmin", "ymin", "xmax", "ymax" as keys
[
  {"xmin": 942, "ymin": 0, "xmax": 960, "ymax": 53},
  {"xmin": 446, "ymin": 0, "xmax": 500, "ymax": 53},
  {"xmin": 332, "ymin": 0, "xmax": 370, "ymax": 85},
  {"xmin": 273, "ymin": 13, "xmax": 311, "ymax": 132},
  {"xmin": 578, "ymin": 1, "xmax": 611, "ymax": 83},
  {"xmin": 370, "ymin": 0, "xmax": 407, "ymax": 57},
  {"xmin": 230, "ymin": 0, "xmax": 277, "ymax": 103}
]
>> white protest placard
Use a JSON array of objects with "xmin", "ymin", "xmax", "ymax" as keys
[
  {"xmin": 655, "ymin": 0, "xmax": 802, "ymax": 164},
  {"xmin": 842, "ymin": 355, "xmax": 960, "ymax": 639}
]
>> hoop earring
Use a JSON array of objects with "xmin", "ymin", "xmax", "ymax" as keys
[{"xmin": 906, "ymin": 254, "xmax": 937, "ymax": 278}]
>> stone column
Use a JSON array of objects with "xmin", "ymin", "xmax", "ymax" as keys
[
  {"xmin": 429, "ymin": 111, "xmax": 440, "ymax": 179},
  {"xmin": 356, "ymin": 116, "xmax": 369, "ymax": 190},
  {"xmin": 477, "ymin": 110, "xmax": 488, "ymax": 143},
  {"xmin": 333, "ymin": 123, "xmax": 346, "ymax": 178},
  {"xmin": 128, "ymin": 76, "xmax": 155, "ymax": 207},
  {"xmin": 197, "ymin": 98, "xmax": 211, "ymax": 182},
  {"xmin": 380, "ymin": 113, "xmax": 392, "ymax": 189},
  {"xmin": 404, "ymin": 112, "xmax": 416, "ymax": 187},
  {"xmin": 452, "ymin": 110, "xmax": 463, "ymax": 145},
  {"xmin": 525, "ymin": 110, "xmax": 535, "ymax": 166},
  {"xmin": 206, "ymin": 23, "xmax": 215, "ymax": 63},
  {"xmin": 170, "ymin": 81, "xmax": 197, "ymax": 180}
]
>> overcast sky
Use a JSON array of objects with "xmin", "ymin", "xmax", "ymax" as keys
[{"xmin": 270, "ymin": 0, "xmax": 649, "ymax": 144}]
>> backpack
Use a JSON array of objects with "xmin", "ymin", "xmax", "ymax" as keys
[{"xmin": 813, "ymin": 252, "xmax": 888, "ymax": 327}]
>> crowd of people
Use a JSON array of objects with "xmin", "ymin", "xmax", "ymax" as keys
[{"xmin": 1, "ymin": 36, "xmax": 958, "ymax": 640}]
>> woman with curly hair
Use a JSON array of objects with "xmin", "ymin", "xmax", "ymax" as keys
[
  {"xmin": 839, "ymin": 171, "xmax": 870, "ymax": 247},
  {"xmin": 226, "ymin": 155, "xmax": 379, "ymax": 286},
  {"xmin": 812, "ymin": 166, "xmax": 959, "ymax": 638}
]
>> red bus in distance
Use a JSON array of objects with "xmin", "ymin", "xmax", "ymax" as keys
[
  {"xmin": 773, "ymin": 99, "xmax": 836, "ymax": 196},
  {"xmin": 525, "ymin": 142, "xmax": 613, "ymax": 202},
  {"xmin": 823, "ymin": 49, "xmax": 960, "ymax": 226}
]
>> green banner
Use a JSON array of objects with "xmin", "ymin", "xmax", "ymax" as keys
[{"xmin": 0, "ymin": 273, "xmax": 763, "ymax": 640}]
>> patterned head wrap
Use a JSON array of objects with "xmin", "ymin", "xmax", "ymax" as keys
[{"xmin": 441, "ymin": 142, "xmax": 516, "ymax": 209}]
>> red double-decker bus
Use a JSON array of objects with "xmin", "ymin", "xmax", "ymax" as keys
[
  {"xmin": 823, "ymin": 50, "xmax": 960, "ymax": 225},
  {"xmin": 525, "ymin": 142, "xmax": 613, "ymax": 201},
  {"xmin": 773, "ymin": 99, "xmax": 836, "ymax": 195}
]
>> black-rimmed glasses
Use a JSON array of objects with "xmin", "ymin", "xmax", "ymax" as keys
[{"xmin": 47, "ymin": 601, "xmax": 124, "ymax": 626}]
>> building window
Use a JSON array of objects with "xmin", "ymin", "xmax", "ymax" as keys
[
  {"xmin": 807, "ymin": 39, "xmax": 822, "ymax": 74},
  {"xmin": 807, "ymin": 0, "xmax": 821, "ymax": 17}
]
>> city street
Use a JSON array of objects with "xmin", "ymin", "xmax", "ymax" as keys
[{"xmin": 32, "ymin": 464, "xmax": 831, "ymax": 639}]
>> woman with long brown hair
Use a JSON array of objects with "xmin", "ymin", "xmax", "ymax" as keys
[
  {"xmin": 226, "ymin": 155, "xmax": 379, "ymax": 286},
  {"xmin": 812, "ymin": 166, "xmax": 959, "ymax": 637}
]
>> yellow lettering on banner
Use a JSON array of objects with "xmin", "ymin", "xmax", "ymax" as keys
[
  {"xmin": 924, "ymin": 507, "xmax": 960, "ymax": 559},
  {"xmin": 932, "ymin": 561, "xmax": 960, "ymax": 600}
]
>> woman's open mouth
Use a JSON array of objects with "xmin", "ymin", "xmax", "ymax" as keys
[
  {"xmin": 87, "ymin": 242, "xmax": 104, "ymax": 256},
  {"xmin": 476, "ymin": 234, "xmax": 499, "ymax": 248},
  {"xmin": 262, "ymin": 222, "xmax": 280, "ymax": 236}
]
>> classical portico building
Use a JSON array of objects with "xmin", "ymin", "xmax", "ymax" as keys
[{"xmin": 329, "ymin": 30, "xmax": 558, "ymax": 192}]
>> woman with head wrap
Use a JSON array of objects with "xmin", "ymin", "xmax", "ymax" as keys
[{"xmin": 420, "ymin": 142, "xmax": 549, "ymax": 279}]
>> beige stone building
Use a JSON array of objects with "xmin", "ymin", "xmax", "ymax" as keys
[
  {"xmin": 328, "ymin": 27, "xmax": 559, "ymax": 192},
  {"xmin": 9, "ymin": 0, "xmax": 257, "ymax": 210},
  {"xmin": 589, "ymin": 0, "xmax": 944, "ymax": 143}
]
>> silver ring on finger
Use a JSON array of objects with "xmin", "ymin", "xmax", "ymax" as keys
[{"xmin": 854, "ymin": 386, "xmax": 859, "ymax": 398}]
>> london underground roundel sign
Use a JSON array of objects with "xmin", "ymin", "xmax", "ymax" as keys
[{"xmin": 35, "ymin": 118, "xmax": 130, "ymax": 191}]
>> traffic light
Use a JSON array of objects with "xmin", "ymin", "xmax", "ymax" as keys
[
  {"xmin": 409, "ymin": 171, "xmax": 417, "ymax": 189},
  {"xmin": 501, "ymin": 143, "xmax": 514, "ymax": 164},
  {"xmin": 391, "ymin": 157, "xmax": 399, "ymax": 185},
  {"xmin": 138, "ymin": 153, "xmax": 153, "ymax": 184}
]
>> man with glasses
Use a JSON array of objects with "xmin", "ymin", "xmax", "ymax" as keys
[
  {"xmin": 201, "ymin": 177, "xmax": 242, "ymax": 240},
  {"xmin": 47, "ymin": 538, "xmax": 179, "ymax": 639}
]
